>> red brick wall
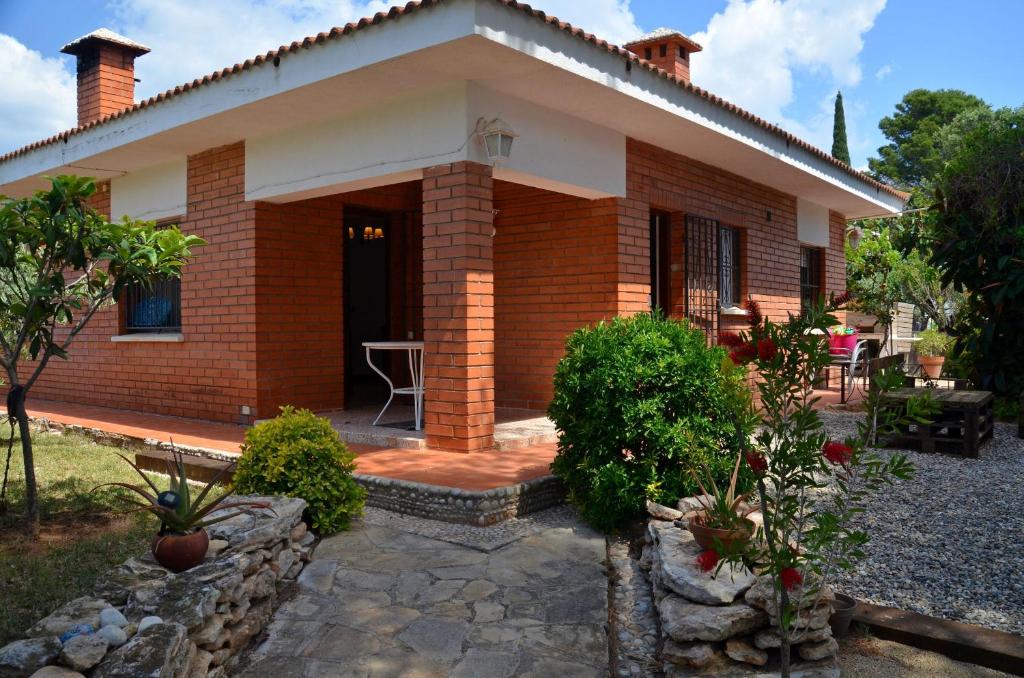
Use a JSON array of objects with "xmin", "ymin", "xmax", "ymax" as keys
[
  {"xmin": 26, "ymin": 142, "xmax": 258, "ymax": 424},
  {"xmin": 493, "ymin": 182, "xmax": 622, "ymax": 410},
  {"xmin": 254, "ymin": 196, "xmax": 344, "ymax": 419}
]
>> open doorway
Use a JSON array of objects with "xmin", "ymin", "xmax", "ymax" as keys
[{"xmin": 344, "ymin": 208, "xmax": 390, "ymax": 405}]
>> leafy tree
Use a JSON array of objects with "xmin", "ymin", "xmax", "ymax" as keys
[
  {"xmin": 0, "ymin": 176, "xmax": 203, "ymax": 533},
  {"xmin": 868, "ymin": 88, "xmax": 989, "ymax": 189},
  {"xmin": 831, "ymin": 91, "xmax": 851, "ymax": 165},
  {"xmin": 929, "ymin": 106, "xmax": 1024, "ymax": 395},
  {"xmin": 845, "ymin": 225, "xmax": 904, "ymax": 349}
]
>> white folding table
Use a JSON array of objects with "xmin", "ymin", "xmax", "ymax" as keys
[{"xmin": 362, "ymin": 341, "xmax": 425, "ymax": 431}]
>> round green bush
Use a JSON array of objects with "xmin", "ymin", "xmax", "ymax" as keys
[
  {"xmin": 233, "ymin": 406, "xmax": 366, "ymax": 534},
  {"xmin": 548, "ymin": 313, "xmax": 755, "ymax": 532}
]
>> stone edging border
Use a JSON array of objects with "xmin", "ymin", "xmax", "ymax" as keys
[
  {"xmin": 853, "ymin": 601, "xmax": 1024, "ymax": 676},
  {"xmin": 354, "ymin": 473, "xmax": 566, "ymax": 526}
]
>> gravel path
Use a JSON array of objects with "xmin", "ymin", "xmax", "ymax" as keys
[{"xmin": 820, "ymin": 411, "xmax": 1024, "ymax": 636}]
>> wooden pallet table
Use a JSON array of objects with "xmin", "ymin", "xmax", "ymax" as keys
[{"xmin": 880, "ymin": 388, "xmax": 994, "ymax": 458}]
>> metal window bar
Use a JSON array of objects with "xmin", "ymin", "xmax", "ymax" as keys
[
  {"xmin": 124, "ymin": 277, "xmax": 181, "ymax": 332},
  {"xmin": 684, "ymin": 214, "xmax": 720, "ymax": 344},
  {"xmin": 719, "ymin": 226, "xmax": 741, "ymax": 308},
  {"xmin": 800, "ymin": 247, "xmax": 822, "ymax": 309}
]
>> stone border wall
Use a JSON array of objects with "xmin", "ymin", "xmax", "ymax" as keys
[
  {"xmin": 356, "ymin": 474, "xmax": 566, "ymax": 526},
  {"xmin": 0, "ymin": 496, "xmax": 311, "ymax": 678}
]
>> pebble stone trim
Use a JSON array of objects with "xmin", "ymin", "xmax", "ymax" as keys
[
  {"xmin": 354, "ymin": 473, "xmax": 566, "ymax": 526},
  {"xmin": 608, "ymin": 538, "xmax": 661, "ymax": 677}
]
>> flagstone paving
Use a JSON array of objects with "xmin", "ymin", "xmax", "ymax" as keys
[{"xmin": 238, "ymin": 507, "xmax": 609, "ymax": 677}]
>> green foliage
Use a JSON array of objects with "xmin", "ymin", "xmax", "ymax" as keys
[
  {"xmin": 691, "ymin": 452, "xmax": 756, "ymax": 533},
  {"xmin": 97, "ymin": 447, "xmax": 270, "ymax": 534},
  {"xmin": 831, "ymin": 91, "xmax": 851, "ymax": 165},
  {"xmin": 0, "ymin": 175, "xmax": 203, "ymax": 529},
  {"xmin": 868, "ymin": 88, "xmax": 990, "ymax": 189},
  {"xmin": 717, "ymin": 297, "xmax": 914, "ymax": 677},
  {"xmin": 846, "ymin": 226, "xmax": 904, "ymax": 331},
  {"xmin": 929, "ymin": 106, "xmax": 1024, "ymax": 395},
  {"xmin": 234, "ymin": 407, "xmax": 365, "ymax": 534},
  {"xmin": 547, "ymin": 313, "xmax": 756, "ymax": 533},
  {"xmin": 915, "ymin": 328, "xmax": 952, "ymax": 358}
]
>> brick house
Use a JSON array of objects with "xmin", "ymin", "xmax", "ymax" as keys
[{"xmin": 0, "ymin": 0, "xmax": 906, "ymax": 453}]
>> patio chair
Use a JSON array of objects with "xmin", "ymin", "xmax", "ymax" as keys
[{"xmin": 828, "ymin": 339, "xmax": 870, "ymax": 404}]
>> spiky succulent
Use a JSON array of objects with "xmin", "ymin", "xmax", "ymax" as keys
[{"xmin": 96, "ymin": 446, "xmax": 272, "ymax": 534}]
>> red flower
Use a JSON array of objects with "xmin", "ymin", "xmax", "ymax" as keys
[
  {"xmin": 745, "ymin": 298, "xmax": 763, "ymax": 328},
  {"xmin": 729, "ymin": 343, "xmax": 757, "ymax": 365},
  {"xmin": 719, "ymin": 331, "xmax": 745, "ymax": 348},
  {"xmin": 695, "ymin": 549, "xmax": 720, "ymax": 573},
  {"xmin": 745, "ymin": 451, "xmax": 768, "ymax": 474},
  {"xmin": 757, "ymin": 338, "xmax": 777, "ymax": 361},
  {"xmin": 822, "ymin": 441, "xmax": 853, "ymax": 465},
  {"xmin": 780, "ymin": 567, "xmax": 803, "ymax": 591}
]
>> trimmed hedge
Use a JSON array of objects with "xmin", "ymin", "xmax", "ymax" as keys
[{"xmin": 548, "ymin": 313, "xmax": 754, "ymax": 532}]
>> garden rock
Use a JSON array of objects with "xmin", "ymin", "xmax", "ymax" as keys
[
  {"xmin": 661, "ymin": 639, "xmax": 717, "ymax": 668},
  {"xmin": 753, "ymin": 625, "xmax": 831, "ymax": 649},
  {"xmin": 647, "ymin": 522, "xmax": 755, "ymax": 605},
  {"xmin": 28, "ymin": 668, "xmax": 85, "ymax": 678},
  {"xmin": 96, "ymin": 626, "xmax": 128, "ymax": 649},
  {"xmin": 26, "ymin": 598, "xmax": 109, "ymax": 639},
  {"xmin": 658, "ymin": 596, "xmax": 767, "ymax": 642},
  {"xmin": 745, "ymin": 574, "xmax": 834, "ymax": 617},
  {"xmin": 59, "ymin": 634, "xmax": 108, "ymax": 672},
  {"xmin": 798, "ymin": 637, "xmax": 839, "ymax": 662},
  {"xmin": 205, "ymin": 496, "xmax": 305, "ymax": 553},
  {"xmin": 98, "ymin": 609, "xmax": 128, "ymax": 629},
  {"xmin": 0, "ymin": 637, "xmax": 61, "ymax": 678},
  {"xmin": 91, "ymin": 623, "xmax": 189, "ymax": 678},
  {"xmin": 677, "ymin": 494, "xmax": 711, "ymax": 514},
  {"xmin": 136, "ymin": 617, "xmax": 163, "ymax": 634},
  {"xmin": 646, "ymin": 500, "xmax": 683, "ymax": 521},
  {"xmin": 94, "ymin": 560, "xmax": 167, "ymax": 607},
  {"xmin": 724, "ymin": 637, "xmax": 767, "ymax": 666}
]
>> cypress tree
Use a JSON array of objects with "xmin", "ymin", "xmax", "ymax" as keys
[{"xmin": 832, "ymin": 91, "xmax": 851, "ymax": 165}]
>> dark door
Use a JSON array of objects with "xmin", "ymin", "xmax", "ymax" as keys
[
  {"xmin": 650, "ymin": 210, "xmax": 672, "ymax": 315},
  {"xmin": 344, "ymin": 209, "xmax": 390, "ymax": 404}
]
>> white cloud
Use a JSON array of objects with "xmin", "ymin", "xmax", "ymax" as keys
[
  {"xmin": 0, "ymin": 35, "xmax": 76, "ymax": 155},
  {"xmin": 875, "ymin": 64, "xmax": 892, "ymax": 80},
  {"xmin": 689, "ymin": 0, "xmax": 886, "ymax": 151}
]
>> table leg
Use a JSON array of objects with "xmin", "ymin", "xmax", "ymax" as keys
[
  {"xmin": 841, "ymin": 364, "xmax": 847, "ymax": 404},
  {"xmin": 365, "ymin": 346, "xmax": 396, "ymax": 426}
]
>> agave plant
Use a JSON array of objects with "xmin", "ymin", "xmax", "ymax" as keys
[
  {"xmin": 690, "ymin": 451, "xmax": 758, "ymax": 532},
  {"xmin": 97, "ymin": 446, "xmax": 272, "ymax": 534}
]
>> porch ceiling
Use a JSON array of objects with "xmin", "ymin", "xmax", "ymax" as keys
[{"xmin": 0, "ymin": 0, "xmax": 901, "ymax": 217}]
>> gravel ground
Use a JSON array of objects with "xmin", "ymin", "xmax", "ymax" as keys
[
  {"xmin": 820, "ymin": 410, "xmax": 1024, "ymax": 637},
  {"xmin": 838, "ymin": 635, "xmax": 1009, "ymax": 677}
]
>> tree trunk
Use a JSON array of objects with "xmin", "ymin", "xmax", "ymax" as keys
[
  {"xmin": 8, "ymin": 385, "xmax": 38, "ymax": 537},
  {"xmin": 780, "ymin": 586, "xmax": 792, "ymax": 677}
]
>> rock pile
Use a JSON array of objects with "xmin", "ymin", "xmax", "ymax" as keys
[
  {"xmin": 641, "ymin": 502, "xmax": 840, "ymax": 677},
  {"xmin": 0, "ymin": 496, "xmax": 312, "ymax": 678}
]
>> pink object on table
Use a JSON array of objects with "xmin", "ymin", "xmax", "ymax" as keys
[{"xmin": 828, "ymin": 330, "xmax": 858, "ymax": 356}]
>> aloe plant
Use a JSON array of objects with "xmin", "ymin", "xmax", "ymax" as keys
[
  {"xmin": 96, "ymin": 446, "xmax": 272, "ymax": 534},
  {"xmin": 690, "ymin": 451, "xmax": 757, "ymax": 532}
]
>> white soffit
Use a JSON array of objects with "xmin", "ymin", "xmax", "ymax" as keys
[
  {"xmin": 797, "ymin": 199, "xmax": 830, "ymax": 248},
  {"xmin": 110, "ymin": 158, "xmax": 186, "ymax": 221}
]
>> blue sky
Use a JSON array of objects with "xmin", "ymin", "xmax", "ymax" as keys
[{"xmin": 1, "ymin": 0, "xmax": 1021, "ymax": 167}]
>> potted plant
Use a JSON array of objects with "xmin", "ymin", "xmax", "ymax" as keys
[
  {"xmin": 916, "ymin": 327, "xmax": 953, "ymax": 379},
  {"xmin": 97, "ymin": 448, "xmax": 273, "ymax": 572},
  {"xmin": 687, "ymin": 452, "xmax": 758, "ymax": 552}
]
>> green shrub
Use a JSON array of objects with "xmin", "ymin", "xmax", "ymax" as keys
[
  {"xmin": 233, "ymin": 407, "xmax": 365, "ymax": 534},
  {"xmin": 916, "ymin": 327, "xmax": 953, "ymax": 357},
  {"xmin": 548, "ymin": 313, "xmax": 756, "ymax": 532}
]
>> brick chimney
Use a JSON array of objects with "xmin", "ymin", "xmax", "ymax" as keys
[
  {"xmin": 624, "ymin": 28, "xmax": 703, "ymax": 85},
  {"xmin": 61, "ymin": 29, "xmax": 150, "ymax": 126}
]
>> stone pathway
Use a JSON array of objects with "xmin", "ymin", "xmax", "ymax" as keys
[{"xmin": 238, "ymin": 507, "xmax": 608, "ymax": 677}]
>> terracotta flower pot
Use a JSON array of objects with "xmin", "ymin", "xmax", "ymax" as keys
[
  {"xmin": 919, "ymin": 355, "xmax": 945, "ymax": 379},
  {"xmin": 151, "ymin": 528, "xmax": 210, "ymax": 572},
  {"xmin": 829, "ymin": 592, "xmax": 857, "ymax": 638},
  {"xmin": 687, "ymin": 515, "xmax": 755, "ymax": 552}
]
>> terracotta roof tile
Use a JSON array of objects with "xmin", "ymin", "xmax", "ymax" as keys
[{"xmin": 0, "ymin": 0, "xmax": 907, "ymax": 201}]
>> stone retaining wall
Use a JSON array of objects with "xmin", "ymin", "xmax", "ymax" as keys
[
  {"xmin": 640, "ymin": 502, "xmax": 841, "ymax": 677},
  {"xmin": 357, "ymin": 474, "xmax": 565, "ymax": 526},
  {"xmin": 0, "ymin": 496, "xmax": 312, "ymax": 678}
]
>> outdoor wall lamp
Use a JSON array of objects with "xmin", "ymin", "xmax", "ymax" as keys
[{"xmin": 479, "ymin": 117, "xmax": 517, "ymax": 164}]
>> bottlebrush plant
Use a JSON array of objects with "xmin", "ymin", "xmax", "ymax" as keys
[{"xmin": 712, "ymin": 295, "xmax": 924, "ymax": 677}]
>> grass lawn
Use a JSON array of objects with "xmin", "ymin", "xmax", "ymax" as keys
[{"xmin": 0, "ymin": 429, "xmax": 180, "ymax": 645}]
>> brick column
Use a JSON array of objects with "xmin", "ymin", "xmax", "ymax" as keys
[{"xmin": 421, "ymin": 162, "xmax": 495, "ymax": 452}]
